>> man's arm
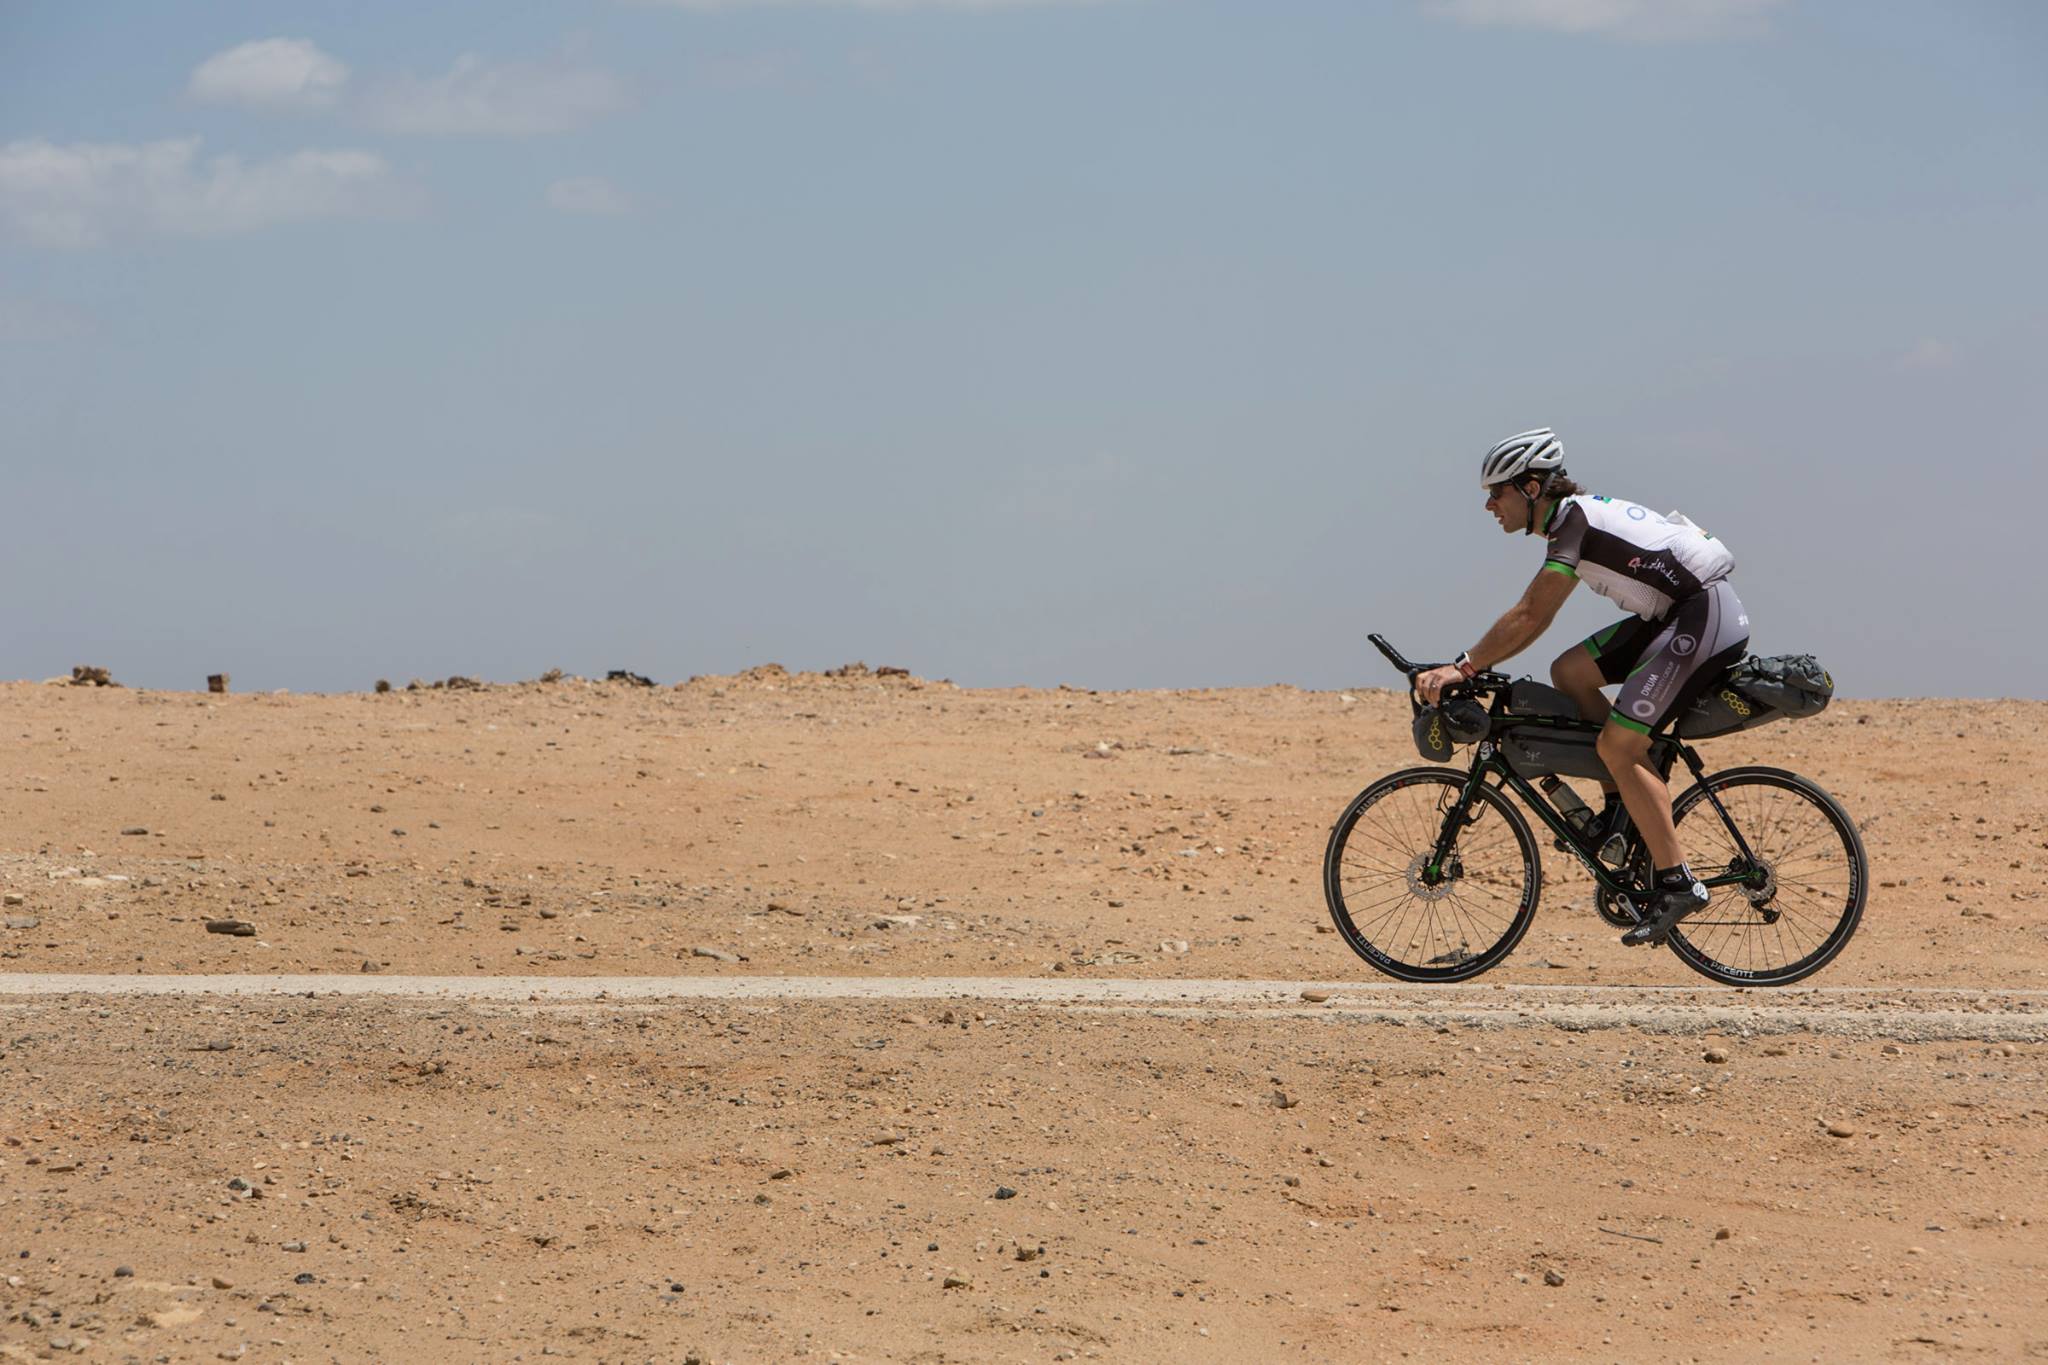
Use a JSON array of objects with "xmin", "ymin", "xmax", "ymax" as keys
[{"xmin": 1416, "ymin": 568, "xmax": 1576, "ymax": 702}]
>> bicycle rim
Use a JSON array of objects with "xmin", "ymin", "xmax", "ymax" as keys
[
  {"xmin": 1323, "ymin": 768, "xmax": 1539, "ymax": 982},
  {"xmin": 1665, "ymin": 766, "xmax": 1867, "ymax": 986}
]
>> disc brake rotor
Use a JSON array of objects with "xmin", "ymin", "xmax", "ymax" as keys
[{"xmin": 1404, "ymin": 851, "xmax": 1460, "ymax": 902}]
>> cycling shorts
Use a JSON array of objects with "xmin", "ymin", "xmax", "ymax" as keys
[{"xmin": 1582, "ymin": 580, "xmax": 1749, "ymax": 734}]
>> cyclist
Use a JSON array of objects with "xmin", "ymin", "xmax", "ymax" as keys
[{"xmin": 1414, "ymin": 427, "xmax": 1749, "ymax": 947}]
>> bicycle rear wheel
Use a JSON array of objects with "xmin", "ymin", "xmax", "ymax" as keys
[
  {"xmin": 1323, "ymin": 767, "xmax": 1540, "ymax": 982},
  {"xmin": 1665, "ymin": 766, "xmax": 1867, "ymax": 986}
]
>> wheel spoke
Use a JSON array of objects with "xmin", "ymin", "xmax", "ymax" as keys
[
  {"xmin": 1326, "ymin": 772, "xmax": 1536, "ymax": 980},
  {"xmin": 1668, "ymin": 772, "xmax": 1862, "ymax": 985}
]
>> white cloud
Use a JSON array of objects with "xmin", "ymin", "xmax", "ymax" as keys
[
  {"xmin": 360, "ymin": 55, "xmax": 629, "ymax": 135},
  {"xmin": 189, "ymin": 38, "xmax": 351, "ymax": 110},
  {"xmin": 0, "ymin": 138, "xmax": 400, "ymax": 248},
  {"xmin": 1424, "ymin": 0, "xmax": 1788, "ymax": 41},
  {"xmin": 1897, "ymin": 338, "xmax": 1957, "ymax": 372},
  {"xmin": 546, "ymin": 176, "xmax": 632, "ymax": 216}
]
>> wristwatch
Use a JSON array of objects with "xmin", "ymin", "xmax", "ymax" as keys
[{"xmin": 1454, "ymin": 652, "xmax": 1478, "ymax": 680}]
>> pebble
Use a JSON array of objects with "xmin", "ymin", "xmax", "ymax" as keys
[
  {"xmin": 691, "ymin": 946, "xmax": 740, "ymax": 964},
  {"xmin": 942, "ymin": 1276, "xmax": 971, "ymax": 1290},
  {"xmin": 206, "ymin": 919, "xmax": 258, "ymax": 936},
  {"xmin": 121, "ymin": 826, "xmax": 149, "ymax": 836},
  {"xmin": 281, "ymin": 1240, "xmax": 307, "ymax": 1253},
  {"xmin": 1300, "ymin": 990, "xmax": 1331, "ymax": 1003},
  {"xmin": 1714, "ymin": 1228, "xmax": 1732, "ymax": 1241},
  {"xmin": 295, "ymin": 1272, "xmax": 316, "ymax": 1284},
  {"xmin": 1543, "ymin": 1268, "xmax": 1566, "ymax": 1287},
  {"xmin": 115, "ymin": 1265, "xmax": 134, "ymax": 1277},
  {"xmin": 1825, "ymin": 1122, "xmax": 1856, "ymax": 1139},
  {"xmin": 5, "ymin": 916, "xmax": 38, "ymax": 930},
  {"xmin": 213, "ymin": 1275, "xmax": 234, "ymax": 1289},
  {"xmin": 993, "ymin": 1186, "xmax": 1018, "ymax": 1200},
  {"xmin": 1272, "ymin": 1090, "xmax": 1299, "ymax": 1110},
  {"xmin": 1702, "ymin": 1048, "xmax": 1729, "ymax": 1064},
  {"xmin": 1158, "ymin": 939, "xmax": 1190, "ymax": 954},
  {"xmin": 1, "ymin": 892, "xmax": 22, "ymax": 905}
]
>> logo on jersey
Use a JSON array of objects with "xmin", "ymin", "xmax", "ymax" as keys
[
  {"xmin": 1631, "ymin": 699, "xmax": 1657, "ymax": 719},
  {"xmin": 1626, "ymin": 505, "xmax": 1647, "ymax": 521},
  {"xmin": 1626, "ymin": 555, "xmax": 1681, "ymax": 588},
  {"xmin": 1672, "ymin": 634, "xmax": 1697, "ymax": 657}
]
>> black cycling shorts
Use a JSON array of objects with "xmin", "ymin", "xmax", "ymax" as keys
[{"xmin": 1581, "ymin": 580, "xmax": 1749, "ymax": 733}]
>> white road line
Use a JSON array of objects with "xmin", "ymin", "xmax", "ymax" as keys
[{"xmin": 0, "ymin": 975, "xmax": 2042, "ymax": 1041}]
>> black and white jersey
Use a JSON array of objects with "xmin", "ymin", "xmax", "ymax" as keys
[{"xmin": 1542, "ymin": 494, "xmax": 1735, "ymax": 620}]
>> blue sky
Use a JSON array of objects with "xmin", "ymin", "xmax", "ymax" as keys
[{"xmin": 4, "ymin": 1, "xmax": 2044, "ymax": 695}]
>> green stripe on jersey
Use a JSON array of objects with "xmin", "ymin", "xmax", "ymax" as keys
[
  {"xmin": 1542, "ymin": 559, "xmax": 1578, "ymax": 579},
  {"xmin": 1609, "ymin": 710, "xmax": 1652, "ymax": 735}
]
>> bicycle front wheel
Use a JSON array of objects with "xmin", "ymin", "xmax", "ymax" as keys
[
  {"xmin": 1665, "ymin": 766, "xmax": 1868, "ymax": 986},
  {"xmin": 1323, "ymin": 767, "xmax": 1540, "ymax": 982}
]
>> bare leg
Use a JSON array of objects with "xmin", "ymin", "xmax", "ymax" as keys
[
  {"xmin": 1596, "ymin": 722, "xmax": 1681, "ymax": 869},
  {"xmin": 1552, "ymin": 647, "xmax": 1618, "ymax": 796}
]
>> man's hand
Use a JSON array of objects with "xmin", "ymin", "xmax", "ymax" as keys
[{"xmin": 1416, "ymin": 664, "xmax": 1466, "ymax": 705}]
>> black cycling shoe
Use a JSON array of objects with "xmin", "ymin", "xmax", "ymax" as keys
[{"xmin": 1620, "ymin": 879, "xmax": 1711, "ymax": 948}]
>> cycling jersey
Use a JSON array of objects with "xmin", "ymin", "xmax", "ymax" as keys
[{"xmin": 1542, "ymin": 494, "xmax": 1735, "ymax": 621}]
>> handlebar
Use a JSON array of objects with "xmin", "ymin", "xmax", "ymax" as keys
[{"xmin": 1368, "ymin": 632, "xmax": 1511, "ymax": 708}]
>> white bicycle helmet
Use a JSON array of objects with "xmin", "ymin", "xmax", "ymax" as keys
[{"xmin": 1479, "ymin": 427, "xmax": 1564, "ymax": 488}]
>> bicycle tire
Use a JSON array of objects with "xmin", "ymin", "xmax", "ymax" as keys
[
  {"xmin": 1324, "ymin": 767, "xmax": 1541, "ymax": 983},
  {"xmin": 1664, "ymin": 766, "xmax": 1867, "ymax": 987}
]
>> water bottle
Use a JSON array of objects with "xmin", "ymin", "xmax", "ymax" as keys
[{"xmin": 1539, "ymin": 776, "xmax": 1599, "ymax": 842}]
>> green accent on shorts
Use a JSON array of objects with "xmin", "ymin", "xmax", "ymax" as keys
[
  {"xmin": 1543, "ymin": 560, "xmax": 1578, "ymax": 579},
  {"xmin": 1583, "ymin": 621, "xmax": 1626, "ymax": 661},
  {"xmin": 1609, "ymin": 710, "xmax": 1652, "ymax": 735}
]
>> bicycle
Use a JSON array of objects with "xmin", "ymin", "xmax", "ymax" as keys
[{"xmin": 1322, "ymin": 634, "xmax": 1868, "ymax": 986}]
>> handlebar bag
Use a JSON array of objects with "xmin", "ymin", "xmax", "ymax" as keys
[{"xmin": 1413, "ymin": 705, "xmax": 1454, "ymax": 762}]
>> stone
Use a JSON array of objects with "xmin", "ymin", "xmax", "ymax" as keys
[
  {"xmin": 121, "ymin": 826, "xmax": 149, "ymax": 836},
  {"xmin": 1543, "ymin": 1268, "xmax": 1565, "ymax": 1287},
  {"xmin": 115, "ymin": 1265, "xmax": 135, "ymax": 1277},
  {"xmin": 1825, "ymin": 1122, "xmax": 1856, "ymax": 1139},
  {"xmin": 1300, "ymin": 989, "xmax": 1331, "ymax": 1003},
  {"xmin": 993, "ymin": 1186, "xmax": 1017, "ymax": 1200},
  {"xmin": 4, "ymin": 916, "xmax": 38, "ymax": 930},
  {"xmin": 207, "ymin": 673, "xmax": 230, "ymax": 694},
  {"xmin": 691, "ymin": 946, "xmax": 741, "ymax": 964},
  {"xmin": 1272, "ymin": 1090, "xmax": 1299, "ymax": 1110},
  {"xmin": 206, "ymin": 920, "xmax": 258, "ymax": 936},
  {"xmin": 1714, "ymin": 1228, "xmax": 1732, "ymax": 1241},
  {"xmin": 1, "ymin": 893, "xmax": 20, "ymax": 905},
  {"xmin": 1703, "ymin": 1048, "xmax": 1729, "ymax": 1064},
  {"xmin": 213, "ymin": 1274, "xmax": 234, "ymax": 1289},
  {"xmin": 294, "ymin": 1272, "xmax": 315, "ymax": 1285},
  {"xmin": 942, "ymin": 1276, "xmax": 970, "ymax": 1290},
  {"xmin": 281, "ymin": 1240, "xmax": 307, "ymax": 1253}
]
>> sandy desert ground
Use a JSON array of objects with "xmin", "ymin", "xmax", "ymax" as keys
[{"xmin": 2, "ymin": 668, "xmax": 2044, "ymax": 1362}]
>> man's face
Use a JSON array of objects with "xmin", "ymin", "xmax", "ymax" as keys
[{"xmin": 1484, "ymin": 479, "xmax": 1534, "ymax": 533}]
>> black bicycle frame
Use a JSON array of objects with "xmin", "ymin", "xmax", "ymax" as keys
[{"xmin": 1423, "ymin": 714, "xmax": 1763, "ymax": 898}]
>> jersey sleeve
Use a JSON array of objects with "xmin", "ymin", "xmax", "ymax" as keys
[{"xmin": 1543, "ymin": 501, "xmax": 1587, "ymax": 578}]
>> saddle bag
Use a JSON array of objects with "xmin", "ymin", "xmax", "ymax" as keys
[{"xmin": 1674, "ymin": 653, "xmax": 1835, "ymax": 739}]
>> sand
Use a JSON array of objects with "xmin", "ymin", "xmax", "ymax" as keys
[{"xmin": 2, "ymin": 670, "xmax": 2043, "ymax": 1361}]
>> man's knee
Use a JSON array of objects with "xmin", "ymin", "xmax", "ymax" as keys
[
  {"xmin": 1596, "ymin": 719, "xmax": 1650, "ymax": 770},
  {"xmin": 1551, "ymin": 645, "xmax": 1595, "ymax": 691}
]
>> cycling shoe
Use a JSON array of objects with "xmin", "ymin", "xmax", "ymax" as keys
[{"xmin": 1620, "ymin": 879, "xmax": 1711, "ymax": 948}]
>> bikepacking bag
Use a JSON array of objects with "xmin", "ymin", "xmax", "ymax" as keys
[
  {"xmin": 1411, "ymin": 699, "xmax": 1489, "ymax": 761},
  {"xmin": 1675, "ymin": 653, "xmax": 1835, "ymax": 739}
]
